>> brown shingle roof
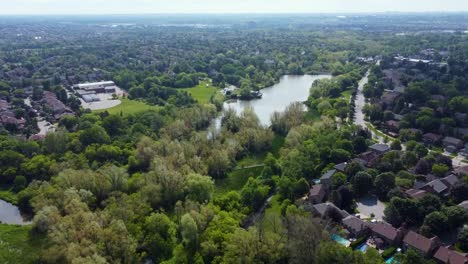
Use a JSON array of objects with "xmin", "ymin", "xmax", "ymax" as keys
[
  {"xmin": 433, "ymin": 246, "xmax": 468, "ymax": 264},
  {"xmin": 403, "ymin": 231, "xmax": 439, "ymax": 255},
  {"xmin": 371, "ymin": 222, "xmax": 398, "ymax": 241}
]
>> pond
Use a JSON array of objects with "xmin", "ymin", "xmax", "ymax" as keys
[
  {"xmin": 221, "ymin": 74, "xmax": 332, "ymax": 126},
  {"xmin": 0, "ymin": 199, "xmax": 30, "ymax": 225}
]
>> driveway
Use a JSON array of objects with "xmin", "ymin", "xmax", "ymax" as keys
[{"xmin": 356, "ymin": 195, "xmax": 386, "ymax": 221}]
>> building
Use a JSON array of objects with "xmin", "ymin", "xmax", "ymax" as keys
[
  {"xmin": 357, "ymin": 151, "xmax": 380, "ymax": 167},
  {"xmin": 309, "ymin": 184, "xmax": 327, "ymax": 204},
  {"xmin": 440, "ymin": 174, "xmax": 459, "ymax": 191},
  {"xmin": 423, "ymin": 133, "xmax": 443, "ymax": 145},
  {"xmin": 311, "ymin": 202, "xmax": 350, "ymax": 221},
  {"xmin": 320, "ymin": 169, "xmax": 336, "ymax": 187},
  {"xmin": 369, "ymin": 143, "xmax": 391, "ymax": 155},
  {"xmin": 443, "ymin": 137, "xmax": 463, "ymax": 152},
  {"xmin": 422, "ymin": 179, "xmax": 449, "ymax": 197},
  {"xmin": 341, "ymin": 215, "xmax": 371, "ymax": 237},
  {"xmin": 458, "ymin": 201, "xmax": 468, "ymax": 210},
  {"xmin": 334, "ymin": 162, "xmax": 348, "ymax": 173},
  {"xmin": 454, "ymin": 165, "xmax": 468, "ymax": 176},
  {"xmin": 405, "ymin": 189, "xmax": 428, "ymax": 199},
  {"xmin": 403, "ymin": 231, "xmax": 441, "ymax": 257},
  {"xmin": 433, "ymin": 246, "xmax": 468, "ymax": 264},
  {"xmin": 385, "ymin": 120, "xmax": 400, "ymax": 133},
  {"xmin": 43, "ymin": 91, "xmax": 72, "ymax": 120},
  {"xmin": 74, "ymin": 81, "xmax": 117, "ymax": 94},
  {"xmin": 371, "ymin": 222, "xmax": 406, "ymax": 246}
]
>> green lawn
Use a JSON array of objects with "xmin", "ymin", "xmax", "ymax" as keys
[
  {"xmin": 0, "ymin": 224, "xmax": 44, "ymax": 264},
  {"xmin": 0, "ymin": 188, "xmax": 18, "ymax": 205},
  {"xmin": 215, "ymin": 166, "xmax": 264, "ymax": 195},
  {"xmin": 260, "ymin": 195, "xmax": 284, "ymax": 233},
  {"xmin": 341, "ymin": 90, "xmax": 352, "ymax": 101},
  {"xmin": 182, "ymin": 81, "xmax": 219, "ymax": 104},
  {"xmin": 94, "ymin": 98, "xmax": 159, "ymax": 116}
]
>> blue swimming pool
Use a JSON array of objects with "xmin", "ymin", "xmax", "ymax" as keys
[
  {"xmin": 331, "ymin": 234, "xmax": 351, "ymax": 247},
  {"xmin": 386, "ymin": 256, "xmax": 396, "ymax": 264},
  {"xmin": 357, "ymin": 243, "xmax": 368, "ymax": 252}
]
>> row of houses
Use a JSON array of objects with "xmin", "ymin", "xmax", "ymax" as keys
[
  {"xmin": 311, "ymin": 201, "xmax": 468, "ymax": 264},
  {"xmin": 308, "ymin": 143, "xmax": 391, "ymax": 204},
  {"xmin": 42, "ymin": 91, "xmax": 73, "ymax": 121},
  {"xmin": 0, "ymin": 99, "xmax": 26, "ymax": 130}
]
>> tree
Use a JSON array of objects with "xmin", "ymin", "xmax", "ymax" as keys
[
  {"xmin": 451, "ymin": 183, "xmax": 468, "ymax": 203},
  {"xmin": 394, "ymin": 249, "xmax": 434, "ymax": 264},
  {"xmin": 79, "ymin": 125, "xmax": 111, "ymax": 146},
  {"xmin": 422, "ymin": 211, "xmax": 448, "ymax": 236},
  {"xmin": 207, "ymin": 149, "xmax": 231, "ymax": 179},
  {"xmin": 143, "ymin": 213, "xmax": 177, "ymax": 263},
  {"xmin": 443, "ymin": 206, "xmax": 468, "ymax": 230},
  {"xmin": 459, "ymin": 226, "xmax": 468, "ymax": 251},
  {"xmin": 432, "ymin": 163, "xmax": 449, "ymax": 177},
  {"xmin": 102, "ymin": 114, "xmax": 125, "ymax": 136},
  {"xmin": 352, "ymin": 171, "xmax": 373, "ymax": 197},
  {"xmin": 374, "ymin": 172, "xmax": 395, "ymax": 200},
  {"xmin": 331, "ymin": 172, "xmax": 347, "ymax": 190},
  {"xmin": 184, "ymin": 174, "xmax": 214, "ymax": 203},
  {"xmin": 240, "ymin": 177, "xmax": 270, "ymax": 211},
  {"xmin": 180, "ymin": 214, "xmax": 199, "ymax": 252}
]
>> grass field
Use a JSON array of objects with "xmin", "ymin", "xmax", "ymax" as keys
[
  {"xmin": 94, "ymin": 98, "xmax": 159, "ymax": 116},
  {"xmin": 260, "ymin": 195, "xmax": 284, "ymax": 232},
  {"xmin": 0, "ymin": 224, "xmax": 44, "ymax": 264},
  {"xmin": 0, "ymin": 187, "xmax": 18, "ymax": 204},
  {"xmin": 215, "ymin": 166, "xmax": 264, "ymax": 195},
  {"xmin": 182, "ymin": 81, "xmax": 219, "ymax": 104}
]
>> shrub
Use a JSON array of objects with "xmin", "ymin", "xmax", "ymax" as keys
[
  {"xmin": 382, "ymin": 246, "xmax": 397, "ymax": 259},
  {"xmin": 350, "ymin": 235, "xmax": 368, "ymax": 249}
]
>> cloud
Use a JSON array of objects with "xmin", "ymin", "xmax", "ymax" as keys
[{"xmin": 1, "ymin": 0, "xmax": 467, "ymax": 14}]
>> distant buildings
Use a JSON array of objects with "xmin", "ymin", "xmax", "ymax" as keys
[
  {"xmin": 73, "ymin": 81, "xmax": 119, "ymax": 102},
  {"xmin": 403, "ymin": 231, "xmax": 441, "ymax": 258},
  {"xmin": 0, "ymin": 99, "xmax": 26, "ymax": 130}
]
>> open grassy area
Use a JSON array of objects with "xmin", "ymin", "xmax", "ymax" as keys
[
  {"xmin": 182, "ymin": 81, "xmax": 219, "ymax": 104},
  {"xmin": 215, "ymin": 166, "xmax": 264, "ymax": 195},
  {"xmin": 0, "ymin": 187, "xmax": 18, "ymax": 205},
  {"xmin": 94, "ymin": 98, "xmax": 159, "ymax": 116},
  {"xmin": 0, "ymin": 224, "xmax": 44, "ymax": 264},
  {"xmin": 260, "ymin": 195, "xmax": 284, "ymax": 232}
]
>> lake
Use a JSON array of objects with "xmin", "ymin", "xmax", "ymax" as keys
[
  {"xmin": 222, "ymin": 74, "xmax": 331, "ymax": 126},
  {"xmin": 0, "ymin": 199, "xmax": 30, "ymax": 225}
]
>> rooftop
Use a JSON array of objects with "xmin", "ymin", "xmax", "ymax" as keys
[
  {"xmin": 403, "ymin": 231, "xmax": 439, "ymax": 254},
  {"xmin": 433, "ymin": 246, "xmax": 468, "ymax": 264},
  {"xmin": 369, "ymin": 143, "xmax": 391, "ymax": 153},
  {"xmin": 371, "ymin": 222, "xmax": 399, "ymax": 241}
]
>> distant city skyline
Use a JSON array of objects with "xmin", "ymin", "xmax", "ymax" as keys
[{"xmin": 1, "ymin": 0, "xmax": 468, "ymax": 15}]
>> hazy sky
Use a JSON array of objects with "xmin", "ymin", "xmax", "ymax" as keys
[{"xmin": 1, "ymin": 0, "xmax": 468, "ymax": 15}]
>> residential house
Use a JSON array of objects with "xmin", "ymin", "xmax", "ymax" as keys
[
  {"xmin": 341, "ymin": 215, "xmax": 371, "ymax": 238},
  {"xmin": 441, "ymin": 174, "xmax": 459, "ymax": 191},
  {"xmin": 358, "ymin": 151, "xmax": 380, "ymax": 167},
  {"xmin": 320, "ymin": 169, "xmax": 336, "ymax": 187},
  {"xmin": 43, "ymin": 91, "xmax": 73, "ymax": 120},
  {"xmin": 309, "ymin": 184, "xmax": 327, "ymax": 204},
  {"xmin": 403, "ymin": 231, "xmax": 441, "ymax": 257},
  {"xmin": 454, "ymin": 165, "xmax": 468, "ymax": 176},
  {"xmin": 371, "ymin": 222, "xmax": 406, "ymax": 246},
  {"xmin": 405, "ymin": 189, "xmax": 428, "ymax": 199},
  {"xmin": 380, "ymin": 91, "xmax": 401, "ymax": 109},
  {"xmin": 386, "ymin": 120, "xmax": 400, "ymax": 133},
  {"xmin": 423, "ymin": 133, "xmax": 443, "ymax": 145},
  {"xmin": 458, "ymin": 201, "xmax": 468, "ymax": 210},
  {"xmin": 311, "ymin": 202, "xmax": 350, "ymax": 221},
  {"xmin": 369, "ymin": 143, "xmax": 391, "ymax": 155},
  {"xmin": 443, "ymin": 137, "xmax": 464, "ymax": 152},
  {"xmin": 334, "ymin": 162, "xmax": 348, "ymax": 173},
  {"xmin": 433, "ymin": 246, "xmax": 468, "ymax": 264},
  {"xmin": 421, "ymin": 179, "xmax": 449, "ymax": 197}
]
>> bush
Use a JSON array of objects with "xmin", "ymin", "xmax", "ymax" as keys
[
  {"xmin": 382, "ymin": 246, "xmax": 397, "ymax": 259},
  {"xmin": 350, "ymin": 235, "xmax": 368, "ymax": 249}
]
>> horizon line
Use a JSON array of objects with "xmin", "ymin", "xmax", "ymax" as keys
[{"xmin": 1, "ymin": 11, "xmax": 468, "ymax": 16}]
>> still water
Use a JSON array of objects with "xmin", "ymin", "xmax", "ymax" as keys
[
  {"xmin": 222, "ymin": 74, "xmax": 331, "ymax": 126},
  {"xmin": 0, "ymin": 199, "xmax": 30, "ymax": 225}
]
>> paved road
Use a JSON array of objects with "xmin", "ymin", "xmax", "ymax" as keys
[{"xmin": 353, "ymin": 61, "xmax": 385, "ymax": 144}]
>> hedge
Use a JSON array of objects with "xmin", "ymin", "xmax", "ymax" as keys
[
  {"xmin": 350, "ymin": 235, "xmax": 368, "ymax": 249},
  {"xmin": 382, "ymin": 246, "xmax": 397, "ymax": 259}
]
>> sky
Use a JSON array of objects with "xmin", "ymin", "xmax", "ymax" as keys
[{"xmin": 1, "ymin": 0, "xmax": 468, "ymax": 15}]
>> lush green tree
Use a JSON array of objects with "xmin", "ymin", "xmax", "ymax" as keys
[
  {"xmin": 352, "ymin": 171, "xmax": 373, "ymax": 197},
  {"xmin": 143, "ymin": 213, "xmax": 177, "ymax": 263},
  {"xmin": 184, "ymin": 174, "xmax": 214, "ymax": 203},
  {"xmin": 374, "ymin": 172, "xmax": 395, "ymax": 200},
  {"xmin": 422, "ymin": 211, "xmax": 448, "ymax": 236}
]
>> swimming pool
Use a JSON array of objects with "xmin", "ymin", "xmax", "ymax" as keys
[
  {"xmin": 331, "ymin": 234, "xmax": 351, "ymax": 247},
  {"xmin": 386, "ymin": 256, "xmax": 396, "ymax": 264},
  {"xmin": 357, "ymin": 243, "xmax": 369, "ymax": 252}
]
